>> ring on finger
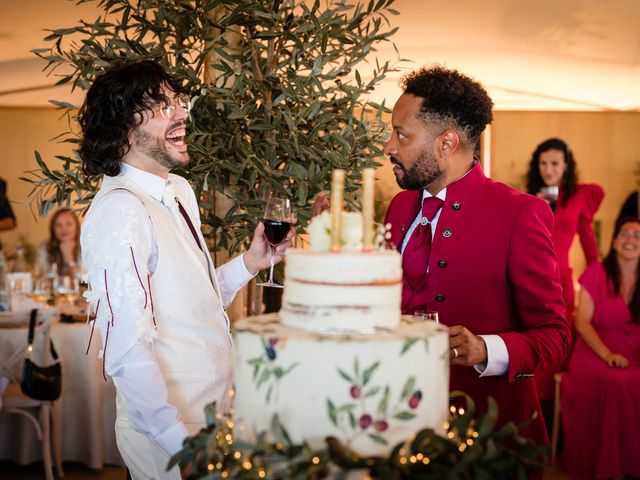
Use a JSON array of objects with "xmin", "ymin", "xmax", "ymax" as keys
[{"xmin": 453, "ymin": 347, "xmax": 459, "ymax": 359}]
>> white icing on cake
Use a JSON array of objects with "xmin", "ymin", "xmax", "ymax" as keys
[
  {"xmin": 233, "ymin": 314, "xmax": 449, "ymax": 456},
  {"xmin": 280, "ymin": 249, "xmax": 402, "ymax": 333}
]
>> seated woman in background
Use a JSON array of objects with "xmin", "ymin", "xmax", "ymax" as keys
[
  {"xmin": 35, "ymin": 208, "xmax": 82, "ymax": 278},
  {"xmin": 561, "ymin": 218, "xmax": 640, "ymax": 480},
  {"xmin": 525, "ymin": 138, "xmax": 604, "ymax": 415}
]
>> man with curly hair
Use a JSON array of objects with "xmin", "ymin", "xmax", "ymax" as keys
[
  {"xmin": 383, "ymin": 65, "xmax": 569, "ymax": 453},
  {"xmin": 79, "ymin": 61, "xmax": 291, "ymax": 479}
]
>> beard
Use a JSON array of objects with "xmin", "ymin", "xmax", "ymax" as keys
[
  {"xmin": 131, "ymin": 125, "xmax": 188, "ymax": 170},
  {"xmin": 393, "ymin": 148, "xmax": 443, "ymax": 190}
]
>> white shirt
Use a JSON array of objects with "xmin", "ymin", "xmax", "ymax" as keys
[
  {"xmin": 82, "ymin": 163, "xmax": 254, "ymax": 454},
  {"xmin": 401, "ymin": 187, "xmax": 509, "ymax": 377}
]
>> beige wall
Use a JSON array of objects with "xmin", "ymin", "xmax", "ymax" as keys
[{"xmin": 0, "ymin": 107, "xmax": 71, "ymax": 254}]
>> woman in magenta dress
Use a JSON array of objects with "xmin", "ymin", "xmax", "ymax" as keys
[
  {"xmin": 526, "ymin": 138, "xmax": 604, "ymax": 406},
  {"xmin": 561, "ymin": 218, "xmax": 640, "ymax": 479}
]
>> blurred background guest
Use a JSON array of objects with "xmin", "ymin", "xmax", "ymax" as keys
[
  {"xmin": 525, "ymin": 138, "xmax": 604, "ymax": 421},
  {"xmin": 561, "ymin": 217, "xmax": 640, "ymax": 480},
  {"xmin": 0, "ymin": 177, "xmax": 16, "ymax": 232},
  {"xmin": 35, "ymin": 208, "xmax": 82, "ymax": 278}
]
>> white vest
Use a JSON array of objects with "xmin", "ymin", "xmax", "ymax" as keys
[{"xmin": 93, "ymin": 174, "xmax": 233, "ymax": 432}]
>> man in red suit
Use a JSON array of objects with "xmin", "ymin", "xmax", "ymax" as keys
[{"xmin": 383, "ymin": 66, "xmax": 569, "ymax": 449}]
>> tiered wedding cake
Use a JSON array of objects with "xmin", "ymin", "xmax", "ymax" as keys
[{"xmin": 233, "ymin": 171, "xmax": 449, "ymax": 456}]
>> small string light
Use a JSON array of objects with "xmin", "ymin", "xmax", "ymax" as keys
[
  {"xmin": 207, "ymin": 464, "xmax": 214, "ymax": 471},
  {"xmin": 311, "ymin": 456, "xmax": 320, "ymax": 465},
  {"xmin": 422, "ymin": 457, "xmax": 430, "ymax": 465}
]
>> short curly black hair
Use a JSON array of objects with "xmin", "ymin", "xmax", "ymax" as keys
[
  {"xmin": 78, "ymin": 60, "xmax": 185, "ymax": 179},
  {"xmin": 401, "ymin": 65, "xmax": 493, "ymax": 147}
]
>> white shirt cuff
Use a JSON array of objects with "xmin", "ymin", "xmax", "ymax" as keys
[
  {"xmin": 155, "ymin": 420, "xmax": 190, "ymax": 456},
  {"xmin": 239, "ymin": 253, "xmax": 258, "ymax": 279},
  {"xmin": 474, "ymin": 334, "xmax": 509, "ymax": 377},
  {"xmin": 216, "ymin": 254, "xmax": 256, "ymax": 307}
]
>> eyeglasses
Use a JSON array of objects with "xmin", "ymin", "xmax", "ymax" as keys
[
  {"xmin": 618, "ymin": 230, "xmax": 640, "ymax": 240},
  {"xmin": 157, "ymin": 93, "xmax": 191, "ymax": 118}
]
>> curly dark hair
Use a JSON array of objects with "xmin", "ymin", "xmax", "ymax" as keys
[
  {"xmin": 602, "ymin": 217, "xmax": 640, "ymax": 321},
  {"xmin": 78, "ymin": 60, "xmax": 185, "ymax": 179},
  {"xmin": 525, "ymin": 138, "xmax": 578, "ymax": 207},
  {"xmin": 400, "ymin": 65, "xmax": 493, "ymax": 147}
]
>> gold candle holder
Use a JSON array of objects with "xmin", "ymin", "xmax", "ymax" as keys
[
  {"xmin": 330, "ymin": 169, "xmax": 345, "ymax": 252},
  {"xmin": 362, "ymin": 168, "xmax": 375, "ymax": 251}
]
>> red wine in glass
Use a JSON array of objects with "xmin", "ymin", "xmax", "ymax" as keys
[
  {"xmin": 262, "ymin": 219, "xmax": 292, "ymax": 246},
  {"xmin": 257, "ymin": 196, "xmax": 294, "ymax": 288}
]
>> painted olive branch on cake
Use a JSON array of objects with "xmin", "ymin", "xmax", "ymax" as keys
[
  {"xmin": 247, "ymin": 337, "xmax": 299, "ymax": 404},
  {"xmin": 327, "ymin": 358, "xmax": 423, "ymax": 447}
]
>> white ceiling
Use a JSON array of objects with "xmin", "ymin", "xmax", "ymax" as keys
[{"xmin": 1, "ymin": 0, "xmax": 640, "ymax": 110}]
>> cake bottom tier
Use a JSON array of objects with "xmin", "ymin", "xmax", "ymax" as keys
[{"xmin": 233, "ymin": 314, "xmax": 450, "ymax": 456}]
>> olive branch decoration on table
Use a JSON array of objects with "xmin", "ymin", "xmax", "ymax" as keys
[{"xmin": 171, "ymin": 393, "xmax": 548, "ymax": 479}]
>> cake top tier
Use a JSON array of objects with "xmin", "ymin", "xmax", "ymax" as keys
[{"xmin": 285, "ymin": 247, "xmax": 401, "ymax": 285}]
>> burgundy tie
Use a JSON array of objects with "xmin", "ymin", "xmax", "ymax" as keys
[{"xmin": 402, "ymin": 196, "xmax": 443, "ymax": 290}]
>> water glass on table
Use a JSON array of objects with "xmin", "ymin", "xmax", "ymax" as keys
[{"xmin": 414, "ymin": 310, "xmax": 439, "ymax": 323}]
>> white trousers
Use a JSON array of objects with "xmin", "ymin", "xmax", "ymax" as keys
[{"xmin": 116, "ymin": 424, "xmax": 182, "ymax": 480}]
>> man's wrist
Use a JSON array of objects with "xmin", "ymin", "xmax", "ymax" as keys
[{"xmin": 242, "ymin": 252, "xmax": 259, "ymax": 276}]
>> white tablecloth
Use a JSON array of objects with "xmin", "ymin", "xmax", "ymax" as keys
[{"xmin": 0, "ymin": 318, "xmax": 123, "ymax": 468}]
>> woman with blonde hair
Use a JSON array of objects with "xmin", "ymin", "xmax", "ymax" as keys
[{"xmin": 36, "ymin": 208, "xmax": 82, "ymax": 277}]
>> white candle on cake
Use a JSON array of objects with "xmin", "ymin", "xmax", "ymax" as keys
[{"xmin": 331, "ymin": 169, "xmax": 345, "ymax": 251}]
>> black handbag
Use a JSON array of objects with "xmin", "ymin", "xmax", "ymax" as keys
[{"xmin": 20, "ymin": 309, "xmax": 62, "ymax": 401}]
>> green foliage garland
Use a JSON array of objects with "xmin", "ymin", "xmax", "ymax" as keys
[{"xmin": 171, "ymin": 393, "xmax": 548, "ymax": 479}]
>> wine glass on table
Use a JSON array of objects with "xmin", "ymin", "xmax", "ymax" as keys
[{"xmin": 256, "ymin": 196, "xmax": 295, "ymax": 289}]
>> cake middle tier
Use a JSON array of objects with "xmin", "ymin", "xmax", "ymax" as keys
[{"xmin": 281, "ymin": 249, "xmax": 402, "ymax": 333}]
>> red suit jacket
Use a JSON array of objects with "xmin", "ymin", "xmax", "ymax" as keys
[{"xmin": 384, "ymin": 163, "xmax": 570, "ymax": 446}]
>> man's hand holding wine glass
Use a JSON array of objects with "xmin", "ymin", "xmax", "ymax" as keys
[
  {"xmin": 243, "ymin": 221, "xmax": 295, "ymax": 275},
  {"xmin": 243, "ymin": 196, "xmax": 296, "ymax": 288}
]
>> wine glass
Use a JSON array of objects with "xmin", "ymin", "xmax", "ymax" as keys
[
  {"xmin": 540, "ymin": 186, "xmax": 559, "ymax": 211},
  {"xmin": 256, "ymin": 196, "xmax": 294, "ymax": 288}
]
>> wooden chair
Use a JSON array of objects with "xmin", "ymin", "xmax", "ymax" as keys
[
  {"xmin": 550, "ymin": 372, "xmax": 564, "ymax": 463},
  {"xmin": 0, "ymin": 310, "xmax": 64, "ymax": 479}
]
